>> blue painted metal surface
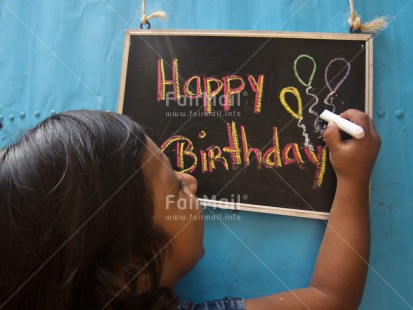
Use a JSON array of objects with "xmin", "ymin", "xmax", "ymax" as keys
[{"xmin": 0, "ymin": 1, "xmax": 412, "ymax": 309}]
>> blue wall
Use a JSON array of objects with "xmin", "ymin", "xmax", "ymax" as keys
[{"xmin": 1, "ymin": 1, "xmax": 412, "ymax": 309}]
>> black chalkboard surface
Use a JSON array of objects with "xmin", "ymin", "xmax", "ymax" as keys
[{"xmin": 117, "ymin": 30, "xmax": 373, "ymax": 219}]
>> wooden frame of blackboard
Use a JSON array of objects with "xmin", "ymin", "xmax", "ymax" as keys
[{"xmin": 117, "ymin": 30, "xmax": 373, "ymax": 220}]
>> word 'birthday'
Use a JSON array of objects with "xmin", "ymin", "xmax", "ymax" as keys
[{"xmin": 161, "ymin": 122, "xmax": 327, "ymax": 189}]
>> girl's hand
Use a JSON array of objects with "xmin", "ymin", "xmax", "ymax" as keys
[{"xmin": 323, "ymin": 109, "xmax": 381, "ymax": 184}]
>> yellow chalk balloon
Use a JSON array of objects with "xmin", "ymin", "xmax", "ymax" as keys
[{"xmin": 279, "ymin": 86, "xmax": 303, "ymax": 120}]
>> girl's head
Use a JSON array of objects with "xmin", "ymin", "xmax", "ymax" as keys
[{"xmin": 0, "ymin": 110, "xmax": 204, "ymax": 309}]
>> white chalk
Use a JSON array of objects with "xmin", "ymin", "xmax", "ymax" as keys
[{"xmin": 320, "ymin": 110, "xmax": 365, "ymax": 139}]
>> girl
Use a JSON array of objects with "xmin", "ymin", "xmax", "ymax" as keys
[{"xmin": 0, "ymin": 109, "xmax": 380, "ymax": 309}]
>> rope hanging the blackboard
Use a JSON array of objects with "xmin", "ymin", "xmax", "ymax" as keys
[
  {"xmin": 348, "ymin": 0, "xmax": 387, "ymax": 33},
  {"xmin": 140, "ymin": 0, "xmax": 167, "ymax": 29}
]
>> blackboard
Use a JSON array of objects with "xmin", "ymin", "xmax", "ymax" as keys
[{"xmin": 117, "ymin": 30, "xmax": 373, "ymax": 219}]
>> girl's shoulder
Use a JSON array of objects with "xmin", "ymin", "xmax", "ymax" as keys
[{"xmin": 177, "ymin": 297, "xmax": 245, "ymax": 310}]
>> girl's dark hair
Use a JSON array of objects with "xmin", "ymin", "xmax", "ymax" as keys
[{"xmin": 0, "ymin": 110, "xmax": 178, "ymax": 309}]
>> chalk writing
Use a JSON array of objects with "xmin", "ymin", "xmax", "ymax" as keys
[
  {"xmin": 279, "ymin": 86, "xmax": 312, "ymax": 150},
  {"xmin": 247, "ymin": 75, "xmax": 265, "ymax": 113},
  {"xmin": 157, "ymin": 58, "xmax": 266, "ymax": 114},
  {"xmin": 294, "ymin": 54, "xmax": 322, "ymax": 139},
  {"xmin": 155, "ymin": 54, "xmax": 353, "ymax": 189},
  {"xmin": 158, "ymin": 58, "xmax": 180, "ymax": 101},
  {"xmin": 161, "ymin": 122, "xmax": 327, "ymax": 188},
  {"xmin": 294, "ymin": 54, "xmax": 316, "ymax": 87},
  {"xmin": 324, "ymin": 57, "xmax": 351, "ymax": 113}
]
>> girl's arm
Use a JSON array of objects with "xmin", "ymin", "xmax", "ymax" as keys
[{"xmin": 245, "ymin": 109, "xmax": 381, "ymax": 310}]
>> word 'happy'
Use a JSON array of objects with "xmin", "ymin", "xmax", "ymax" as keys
[{"xmin": 157, "ymin": 58, "xmax": 264, "ymax": 113}]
